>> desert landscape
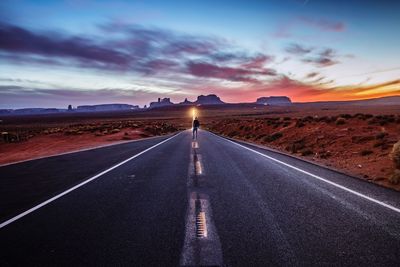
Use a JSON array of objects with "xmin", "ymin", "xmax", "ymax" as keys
[
  {"xmin": 2, "ymin": 99, "xmax": 400, "ymax": 191},
  {"xmin": 0, "ymin": 113, "xmax": 183, "ymax": 165},
  {"xmin": 205, "ymin": 108, "xmax": 400, "ymax": 190}
]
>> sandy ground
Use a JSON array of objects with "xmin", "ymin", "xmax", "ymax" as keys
[
  {"xmin": 207, "ymin": 114, "xmax": 400, "ymax": 191},
  {"xmin": 0, "ymin": 129, "xmax": 151, "ymax": 165},
  {"xmin": 0, "ymin": 118, "xmax": 182, "ymax": 165}
]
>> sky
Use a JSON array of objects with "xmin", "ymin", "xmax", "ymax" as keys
[{"xmin": 0, "ymin": 0, "xmax": 399, "ymax": 108}]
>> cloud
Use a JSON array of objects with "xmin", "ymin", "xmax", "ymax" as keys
[
  {"xmin": 306, "ymin": 72, "xmax": 319, "ymax": 78},
  {"xmin": 302, "ymin": 57, "xmax": 337, "ymax": 67},
  {"xmin": 0, "ymin": 22, "xmax": 275, "ymax": 85},
  {"xmin": 274, "ymin": 17, "xmax": 345, "ymax": 39},
  {"xmin": 240, "ymin": 54, "xmax": 273, "ymax": 69},
  {"xmin": 0, "ymin": 23, "xmax": 131, "ymax": 66},
  {"xmin": 299, "ymin": 17, "xmax": 345, "ymax": 32},
  {"xmin": 186, "ymin": 61, "xmax": 276, "ymax": 83},
  {"xmin": 285, "ymin": 43, "xmax": 313, "ymax": 55},
  {"xmin": 302, "ymin": 48, "xmax": 339, "ymax": 67},
  {"xmin": 319, "ymin": 48, "xmax": 336, "ymax": 58}
]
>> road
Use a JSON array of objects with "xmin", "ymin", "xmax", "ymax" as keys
[{"xmin": 0, "ymin": 129, "xmax": 400, "ymax": 266}]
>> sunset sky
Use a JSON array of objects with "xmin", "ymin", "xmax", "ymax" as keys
[{"xmin": 1, "ymin": 0, "xmax": 399, "ymax": 108}]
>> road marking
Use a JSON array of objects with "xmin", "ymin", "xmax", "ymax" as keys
[
  {"xmin": 194, "ymin": 153, "xmax": 203, "ymax": 176},
  {"xmin": 196, "ymin": 212, "xmax": 207, "ymax": 238},
  {"xmin": 0, "ymin": 132, "xmax": 182, "ymax": 229},
  {"xmin": 192, "ymin": 141, "xmax": 199, "ymax": 149},
  {"xmin": 181, "ymin": 135, "xmax": 223, "ymax": 266},
  {"xmin": 211, "ymin": 132, "xmax": 400, "ymax": 214},
  {"xmin": 180, "ymin": 193, "xmax": 223, "ymax": 266}
]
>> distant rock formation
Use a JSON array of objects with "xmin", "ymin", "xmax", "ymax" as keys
[
  {"xmin": 77, "ymin": 104, "xmax": 139, "ymax": 112},
  {"xmin": 12, "ymin": 108, "xmax": 63, "ymax": 114},
  {"xmin": 195, "ymin": 94, "xmax": 224, "ymax": 105},
  {"xmin": 149, "ymin": 98, "xmax": 174, "ymax": 109},
  {"xmin": 179, "ymin": 98, "xmax": 194, "ymax": 105},
  {"xmin": 256, "ymin": 96, "xmax": 292, "ymax": 106}
]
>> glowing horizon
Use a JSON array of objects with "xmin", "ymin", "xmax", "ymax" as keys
[{"xmin": 0, "ymin": 0, "xmax": 399, "ymax": 108}]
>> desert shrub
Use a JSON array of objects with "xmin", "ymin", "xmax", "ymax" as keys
[
  {"xmin": 289, "ymin": 139, "xmax": 306, "ymax": 153},
  {"xmin": 283, "ymin": 117, "xmax": 291, "ymax": 121},
  {"xmin": 389, "ymin": 169, "xmax": 400, "ymax": 184},
  {"xmin": 340, "ymin": 114, "xmax": 352, "ymax": 119},
  {"xmin": 370, "ymin": 115, "xmax": 394, "ymax": 126},
  {"xmin": 320, "ymin": 116, "xmax": 331, "ymax": 123},
  {"xmin": 228, "ymin": 131, "xmax": 239, "ymax": 137},
  {"xmin": 264, "ymin": 132, "xmax": 283, "ymax": 142},
  {"xmin": 335, "ymin": 118, "xmax": 346, "ymax": 125},
  {"xmin": 303, "ymin": 116, "xmax": 313, "ymax": 123},
  {"xmin": 301, "ymin": 149, "xmax": 313, "ymax": 156},
  {"xmin": 122, "ymin": 136, "xmax": 131, "ymax": 140},
  {"xmin": 245, "ymin": 134, "xmax": 254, "ymax": 139},
  {"xmin": 360, "ymin": 150, "xmax": 373, "ymax": 156},
  {"xmin": 373, "ymin": 141, "xmax": 385, "ymax": 148},
  {"xmin": 64, "ymin": 129, "xmax": 80, "ymax": 135},
  {"xmin": 391, "ymin": 141, "xmax": 400, "ymax": 169},
  {"xmin": 365, "ymin": 114, "xmax": 374, "ymax": 119},
  {"xmin": 256, "ymin": 133, "xmax": 268, "ymax": 140},
  {"xmin": 295, "ymin": 119, "xmax": 305, "ymax": 128},
  {"xmin": 319, "ymin": 151, "xmax": 332, "ymax": 159},
  {"xmin": 376, "ymin": 132, "xmax": 388, "ymax": 140},
  {"xmin": 283, "ymin": 122, "xmax": 291, "ymax": 127},
  {"xmin": 352, "ymin": 135, "xmax": 373, "ymax": 143},
  {"xmin": 239, "ymin": 125, "xmax": 245, "ymax": 130},
  {"xmin": 354, "ymin": 113, "xmax": 363, "ymax": 119},
  {"xmin": 111, "ymin": 128, "xmax": 121, "ymax": 134},
  {"xmin": 270, "ymin": 132, "xmax": 283, "ymax": 141}
]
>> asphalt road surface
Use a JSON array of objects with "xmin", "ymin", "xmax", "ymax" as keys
[{"xmin": 1, "ymin": 129, "xmax": 400, "ymax": 266}]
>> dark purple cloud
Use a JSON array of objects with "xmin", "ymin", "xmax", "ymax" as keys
[
  {"xmin": 241, "ymin": 54, "xmax": 273, "ymax": 69},
  {"xmin": 285, "ymin": 43, "xmax": 313, "ymax": 55},
  {"xmin": 302, "ymin": 57, "xmax": 337, "ymax": 67},
  {"xmin": 0, "ymin": 23, "xmax": 130, "ymax": 66},
  {"xmin": 299, "ymin": 17, "xmax": 345, "ymax": 32},
  {"xmin": 302, "ymin": 48, "xmax": 339, "ymax": 67},
  {"xmin": 187, "ymin": 61, "xmax": 276, "ymax": 83},
  {"xmin": 306, "ymin": 72, "xmax": 319, "ymax": 78},
  {"xmin": 274, "ymin": 17, "xmax": 345, "ymax": 39},
  {"xmin": 0, "ymin": 22, "xmax": 275, "ymax": 84}
]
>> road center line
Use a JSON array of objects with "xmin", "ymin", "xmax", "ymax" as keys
[
  {"xmin": 0, "ymin": 132, "xmax": 182, "ymax": 229},
  {"xmin": 211, "ymin": 132, "xmax": 400, "ymax": 214}
]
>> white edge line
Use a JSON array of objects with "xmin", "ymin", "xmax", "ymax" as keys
[
  {"xmin": 210, "ymin": 132, "xmax": 400, "ymax": 214},
  {"xmin": 0, "ymin": 132, "xmax": 182, "ymax": 229},
  {"xmin": 0, "ymin": 133, "xmax": 175, "ymax": 167}
]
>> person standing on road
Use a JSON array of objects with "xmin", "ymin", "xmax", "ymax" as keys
[{"xmin": 193, "ymin": 117, "xmax": 200, "ymax": 139}]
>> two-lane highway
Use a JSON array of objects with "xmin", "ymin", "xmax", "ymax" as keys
[{"xmin": 1, "ymin": 130, "xmax": 400, "ymax": 266}]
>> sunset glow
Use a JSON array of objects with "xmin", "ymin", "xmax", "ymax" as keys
[{"xmin": 0, "ymin": 0, "xmax": 399, "ymax": 108}]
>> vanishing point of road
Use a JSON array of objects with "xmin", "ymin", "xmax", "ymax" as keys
[{"xmin": 0, "ymin": 130, "xmax": 399, "ymax": 266}]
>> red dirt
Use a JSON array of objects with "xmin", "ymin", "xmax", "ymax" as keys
[
  {"xmin": 207, "ymin": 113, "xmax": 400, "ymax": 191},
  {"xmin": 0, "ymin": 117, "xmax": 182, "ymax": 165},
  {"xmin": 0, "ymin": 129, "xmax": 147, "ymax": 165}
]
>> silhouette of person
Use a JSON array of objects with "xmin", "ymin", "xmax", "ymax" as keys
[{"xmin": 192, "ymin": 117, "xmax": 200, "ymax": 139}]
